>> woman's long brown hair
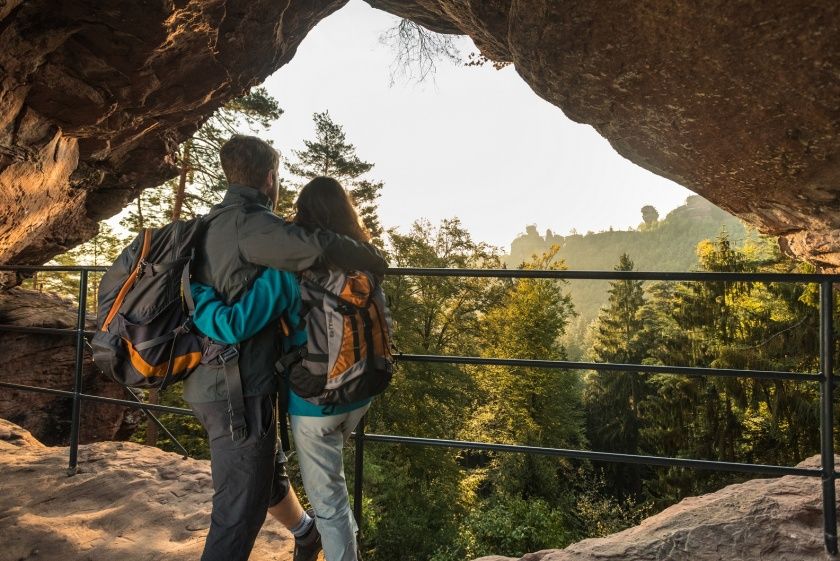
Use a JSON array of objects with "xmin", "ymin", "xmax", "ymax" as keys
[{"xmin": 293, "ymin": 176, "xmax": 371, "ymax": 243}]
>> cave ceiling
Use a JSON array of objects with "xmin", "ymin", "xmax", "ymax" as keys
[{"xmin": 0, "ymin": 0, "xmax": 838, "ymax": 270}]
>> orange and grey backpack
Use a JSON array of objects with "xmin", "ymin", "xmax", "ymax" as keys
[
  {"xmin": 280, "ymin": 268, "xmax": 395, "ymax": 407},
  {"xmin": 91, "ymin": 206, "xmax": 241, "ymax": 391}
]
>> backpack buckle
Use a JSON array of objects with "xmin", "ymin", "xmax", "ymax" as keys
[
  {"xmin": 217, "ymin": 346, "xmax": 239, "ymax": 364},
  {"xmin": 336, "ymin": 302, "xmax": 356, "ymax": 315}
]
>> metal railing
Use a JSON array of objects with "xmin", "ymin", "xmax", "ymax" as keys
[{"xmin": 0, "ymin": 264, "xmax": 837, "ymax": 553}]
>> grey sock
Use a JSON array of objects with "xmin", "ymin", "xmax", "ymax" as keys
[{"xmin": 291, "ymin": 510, "xmax": 314, "ymax": 538}]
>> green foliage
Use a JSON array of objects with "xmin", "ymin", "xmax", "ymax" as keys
[
  {"xmin": 585, "ymin": 254, "xmax": 652, "ymax": 495},
  {"xmin": 584, "ymin": 233, "xmax": 827, "ymax": 508},
  {"xmin": 284, "ymin": 111, "xmax": 384, "ymax": 242},
  {"xmin": 361, "ymin": 229, "xmax": 586, "ymax": 561},
  {"xmin": 444, "ymin": 495, "xmax": 572, "ymax": 560},
  {"xmin": 573, "ymin": 469, "xmax": 653, "ymax": 537},
  {"xmin": 365, "ymin": 219, "xmax": 503, "ymax": 560},
  {"xmin": 466, "ymin": 247, "xmax": 583, "ymax": 505},
  {"xmin": 506, "ymin": 196, "xmax": 754, "ymax": 359}
]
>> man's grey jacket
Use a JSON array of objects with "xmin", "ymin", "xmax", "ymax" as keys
[{"xmin": 183, "ymin": 183, "xmax": 387, "ymax": 404}]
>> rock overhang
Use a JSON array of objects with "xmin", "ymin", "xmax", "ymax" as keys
[{"xmin": 1, "ymin": 0, "xmax": 838, "ymax": 269}]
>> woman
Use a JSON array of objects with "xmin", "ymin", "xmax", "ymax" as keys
[{"xmin": 191, "ymin": 176, "xmax": 378, "ymax": 561}]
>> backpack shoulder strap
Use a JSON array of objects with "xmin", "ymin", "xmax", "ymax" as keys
[
  {"xmin": 301, "ymin": 272, "xmax": 365, "ymax": 311},
  {"xmin": 180, "ymin": 203, "xmax": 251, "ymax": 315},
  {"xmin": 101, "ymin": 229, "xmax": 153, "ymax": 332}
]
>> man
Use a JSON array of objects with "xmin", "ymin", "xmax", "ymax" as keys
[{"xmin": 185, "ymin": 135, "xmax": 387, "ymax": 561}]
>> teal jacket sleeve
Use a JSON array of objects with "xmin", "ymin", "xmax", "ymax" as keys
[{"xmin": 190, "ymin": 268, "xmax": 301, "ymax": 345}]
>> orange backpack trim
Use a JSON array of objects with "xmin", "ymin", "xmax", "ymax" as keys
[
  {"xmin": 101, "ymin": 229, "xmax": 152, "ymax": 332},
  {"xmin": 124, "ymin": 338, "xmax": 202, "ymax": 379},
  {"xmin": 328, "ymin": 273, "xmax": 373, "ymax": 380}
]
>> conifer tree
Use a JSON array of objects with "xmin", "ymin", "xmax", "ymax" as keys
[
  {"xmin": 284, "ymin": 111, "xmax": 384, "ymax": 243},
  {"xmin": 120, "ymin": 88, "xmax": 282, "ymax": 234},
  {"xmin": 362, "ymin": 218, "xmax": 505, "ymax": 561},
  {"xmin": 451, "ymin": 247, "xmax": 583, "ymax": 558},
  {"xmin": 585, "ymin": 253, "xmax": 651, "ymax": 495}
]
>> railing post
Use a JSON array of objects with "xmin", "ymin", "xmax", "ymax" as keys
[
  {"xmin": 67, "ymin": 269, "xmax": 88, "ymax": 476},
  {"xmin": 353, "ymin": 414, "xmax": 366, "ymax": 538},
  {"xmin": 820, "ymin": 280, "xmax": 837, "ymax": 554}
]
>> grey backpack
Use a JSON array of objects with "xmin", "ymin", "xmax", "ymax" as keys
[
  {"xmin": 91, "ymin": 205, "xmax": 241, "ymax": 390},
  {"xmin": 282, "ymin": 269, "xmax": 395, "ymax": 406}
]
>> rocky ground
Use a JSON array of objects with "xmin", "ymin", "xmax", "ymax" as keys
[
  {"xmin": 0, "ymin": 419, "xmax": 295, "ymax": 561},
  {"xmin": 474, "ymin": 458, "xmax": 837, "ymax": 561},
  {"xmin": 2, "ymin": 416, "xmax": 837, "ymax": 561}
]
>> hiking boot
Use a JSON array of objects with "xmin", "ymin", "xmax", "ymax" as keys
[{"xmin": 293, "ymin": 510, "xmax": 321, "ymax": 561}]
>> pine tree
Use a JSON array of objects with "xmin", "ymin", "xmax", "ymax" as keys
[
  {"xmin": 585, "ymin": 253, "xmax": 651, "ymax": 496},
  {"xmin": 632, "ymin": 233, "xmax": 826, "ymax": 505},
  {"xmin": 285, "ymin": 111, "xmax": 384, "ymax": 243},
  {"xmin": 451, "ymin": 247, "xmax": 583, "ymax": 558},
  {"xmin": 120, "ymin": 88, "xmax": 283, "ymax": 235}
]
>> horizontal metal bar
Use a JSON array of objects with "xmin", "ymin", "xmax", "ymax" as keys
[
  {"xmin": 0, "ymin": 265, "xmax": 108, "ymax": 272},
  {"xmin": 0, "ymin": 327, "xmax": 817, "ymax": 382},
  {"xmin": 387, "ymin": 267, "xmax": 839, "ymax": 283},
  {"xmin": 359, "ymin": 433, "xmax": 823, "ymax": 477},
  {"xmin": 2, "ymin": 380, "xmax": 828, "ymax": 478},
  {"xmin": 397, "ymin": 354, "xmax": 819, "ymax": 382},
  {"xmin": 2, "ymin": 264, "xmax": 838, "ymax": 283},
  {"xmin": 0, "ymin": 324, "xmax": 95, "ymax": 337},
  {"xmin": 0, "ymin": 382, "xmax": 194, "ymax": 416},
  {"xmin": 0, "ymin": 381, "xmax": 76, "ymax": 398}
]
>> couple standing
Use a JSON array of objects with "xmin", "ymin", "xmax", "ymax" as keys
[{"xmin": 185, "ymin": 135, "xmax": 386, "ymax": 561}]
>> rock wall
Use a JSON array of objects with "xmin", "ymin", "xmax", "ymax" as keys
[
  {"xmin": 366, "ymin": 0, "xmax": 840, "ymax": 269},
  {"xmin": 0, "ymin": 0, "xmax": 348, "ymax": 268},
  {"xmin": 0, "ymin": 1, "xmax": 839, "ymax": 268},
  {"xmin": 0, "ymin": 287, "xmax": 140, "ymax": 444}
]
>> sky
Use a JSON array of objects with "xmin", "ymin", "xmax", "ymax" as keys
[{"xmin": 261, "ymin": 1, "xmax": 695, "ymax": 250}]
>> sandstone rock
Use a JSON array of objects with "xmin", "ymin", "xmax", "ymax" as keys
[
  {"xmin": 472, "ymin": 455, "xmax": 837, "ymax": 561},
  {"xmin": 0, "ymin": 0, "xmax": 348, "ymax": 268},
  {"xmin": 0, "ymin": 418, "xmax": 295, "ymax": 561},
  {"xmin": 0, "ymin": 417, "xmax": 45, "ymax": 448},
  {"xmin": 0, "ymin": 287, "xmax": 140, "ymax": 444}
]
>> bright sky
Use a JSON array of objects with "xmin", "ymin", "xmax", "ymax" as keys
[{"xmin": 263, "ymin": 1, "xmax": 695, "ymax": 249}]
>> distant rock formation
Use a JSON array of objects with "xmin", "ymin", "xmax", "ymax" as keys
[
  {"xmin": 1, "ymin": 2, "xmax": 839, "ymax": 269},
  {"xmin": 505, "ymin": 196, "xmax": 746, "ymax": 269},
  {"xmin": 473, "ymin": 455, "xmax": 834, "ymax": 561},
  {"xmin": 510, "ymin": 225, "xmax": 551, "ymax": 266},
  {"xmin": 0, "ymin": 418, "xmax": 293, "ymax": 561},
  {"xmin": 504, "ymin": 197, "xmax": 751, "ymax": 352}
]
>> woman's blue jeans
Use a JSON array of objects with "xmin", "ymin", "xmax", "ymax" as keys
[{"xmin": 291, "ymin": 404, "xmax": 370, "ymax": 561}]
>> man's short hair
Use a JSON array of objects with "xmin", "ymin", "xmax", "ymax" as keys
[{"xmin": 219, "ymin": 135, "xmax": 279, "ymax": 188}]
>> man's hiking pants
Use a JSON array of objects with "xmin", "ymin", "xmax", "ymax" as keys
[
  {"xmin": 291, "ymin": 404, "xmax": 370, "ymax": 561},
  {"xmin": 191, "ymin": 394, "xmax": 287, "ymax": 561}
]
